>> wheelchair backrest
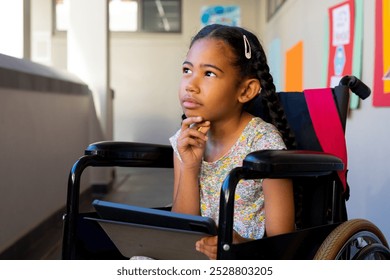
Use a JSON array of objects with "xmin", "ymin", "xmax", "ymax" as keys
[
  {"xmin": 245, "ymin": 85, "xmax": 351, "ymax": 229},
  {"xmin": 245, "ymin": 85, "xmax": 349, "ymax": 151}
]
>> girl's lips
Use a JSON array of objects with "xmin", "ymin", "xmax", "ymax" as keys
[
  {"xmin": 182, "ymin": 97, "xmax": 201, "ymax": 109},
  {"xmin": 182, "ymin": 101, "xmax": 201, "ymax": 109}
]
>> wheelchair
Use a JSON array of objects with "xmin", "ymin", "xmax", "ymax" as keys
[{"xmin": 62, "ymin": 75, "xmax": 390, "ymax": 260}]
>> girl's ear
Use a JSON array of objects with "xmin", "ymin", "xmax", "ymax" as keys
[{"xmin": 238, "ymin": 78, "xmax": 261, "ymax": 103}]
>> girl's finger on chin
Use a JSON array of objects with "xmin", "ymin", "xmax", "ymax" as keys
[
  {"xmin": 199, "ymin": 120, "xmax": 211, "ymax": 128},
  {"xmin": 182, "ymin": 116, "xmax": 203, "ymax": 128},
  {"xmin": 197, "ymin": 121, "xmax": 210, "ymax": 133}
]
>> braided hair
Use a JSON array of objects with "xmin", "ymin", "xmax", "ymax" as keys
[{"xmin": 190, "ymin": 24, "xmax": 295, "ymax": 149}]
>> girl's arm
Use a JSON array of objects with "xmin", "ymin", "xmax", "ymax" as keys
[
  {"xmin": 262, "ymin": 178, "xmax": 295, "ymax": 236},
  {"xmin": 171, "ymin": 154, "xmax": 201, "ymax": 215},
  {"xmin": 171, "ymin": 116, "xmax": 210, "ymax": 215}
]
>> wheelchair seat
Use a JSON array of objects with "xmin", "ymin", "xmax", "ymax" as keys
[{"xmin": 62, "ymin": 75, "xmax": 390, "ymax": 260}]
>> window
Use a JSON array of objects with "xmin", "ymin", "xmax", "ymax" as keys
[
  {"xmin": 54, "ymin": 0, "xmax": 181, "ymax": 33},
  {"xmin": 267, "ymin": 0, "xmax": 287, "ymax": 21},
  {"xmin": 54, "ymin": 0, "xmax": 68, "ymax": 32},
  {"xmin": 142, "ymin": 0, "xmax": 181, "ymax": 32},
  {"xmin": 110, "ymin": 0, "xmax": 138, "ymax": 32},
  {"xmin": 0, "ymin": 0, "xmax": 24, "ymax": 58}
]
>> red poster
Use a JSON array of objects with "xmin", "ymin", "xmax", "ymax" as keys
[
  {"xmin": 327, "ymin": 0, "xmax": 355, "ymax": 88},
  {"xmin": 373, "ymin": 0, "xmax": 390, "ymax": 106}
]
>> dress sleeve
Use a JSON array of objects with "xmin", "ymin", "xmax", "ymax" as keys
[
  {"xmin": 253, "ymin": 121, "xmax": 287, "ymax": 151},
  {"xmin": 169, "ymin": 129, "xmax": 183, "ymax": 162}
]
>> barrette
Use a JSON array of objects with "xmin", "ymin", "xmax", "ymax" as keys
[{"xmin": 243, "ymin": 35, "xmax": 251, "ymax": 59}]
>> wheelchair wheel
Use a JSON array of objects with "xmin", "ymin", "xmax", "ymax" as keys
[{"xmin": 314, "ymin": 219, "xmax": 390, "ymax": 260}]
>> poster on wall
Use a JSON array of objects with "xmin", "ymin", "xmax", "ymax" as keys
[
  {"xmin": 327, "ymin": 0, "xmax": 355, "ymax": 89},
  {"xmin": 323, "ymin": 0, "xmax": 363, "ymax": 109},
  {"xmin": 285, "ymin": 41, "xmax": 303, "ymax": 92},
  {"xmin": 200, "ymin": 6, "xmax": 241, "ymax": 27},
  {"xmin": 373, "ymin": 0, "xmax": 390, "ymax": 106}
]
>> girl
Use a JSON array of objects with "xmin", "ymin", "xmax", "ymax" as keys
[{"xmin": 169, "ymin": 24, "xmax": 295, "ymax": 259}]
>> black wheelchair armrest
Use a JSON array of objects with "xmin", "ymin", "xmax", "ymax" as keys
[
  {"xmin": 217, "ymin": 149, "xmax": 344, "ymax": 259},
  {"xmin": 243, "ymin": 150, "xmax": 344, "ymax": 178},
  {"xmin": 84, "ymin": 141, "xmax": 174, "ymax": 168}
]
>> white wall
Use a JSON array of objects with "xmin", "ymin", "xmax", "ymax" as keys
[{"xmin": 110, "ymin": 34, "xmax": 185, "ymax": 144}]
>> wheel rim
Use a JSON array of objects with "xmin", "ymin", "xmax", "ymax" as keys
[
  {"xmin": 352, "ymin": 243, "xmax": 390, "ymax": 260},
  {"xmin": 335, "ymin": 230, "xmax": 386, "ymax": 259}
]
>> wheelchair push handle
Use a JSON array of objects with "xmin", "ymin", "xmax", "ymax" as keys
[{"xmin": 339, "ymin": 75, "xmax": 371, "ymax": 100}]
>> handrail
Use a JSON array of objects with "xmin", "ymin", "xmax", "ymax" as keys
[{"xmin": 0, "ymin": 53, "xmax": 90, "ymax": 94}]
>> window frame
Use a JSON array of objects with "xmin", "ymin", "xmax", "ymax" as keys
[{"xmin": 52, "ymin": 0, "xmax": 182, "ymax": 34}]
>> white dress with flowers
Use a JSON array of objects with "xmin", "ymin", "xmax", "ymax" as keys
[{"xmin": 169, "ymin": 117, "xmax": 286, "ymax": 239}]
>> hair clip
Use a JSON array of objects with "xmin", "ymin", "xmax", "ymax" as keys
[{"xmin": 243, "ymin": 35, "xmax": 251, "ymax": 59}]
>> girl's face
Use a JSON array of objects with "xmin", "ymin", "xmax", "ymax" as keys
[{"xmin": 179, "ymin": 38, "xmax": 246, "ymax": 122}]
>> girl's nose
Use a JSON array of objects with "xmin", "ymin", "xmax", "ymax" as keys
[
  {"xmin": 185, "ymin": 83, "xmax": 198, "ymax": 93},
  {"xmin": 185, "ymin": 75, "xmax": 200, "ymax": 94}
]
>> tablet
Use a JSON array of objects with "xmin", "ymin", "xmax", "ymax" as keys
[{"xmin": 90, "ymin": 199, "xmax": 218, "ymax": 259}]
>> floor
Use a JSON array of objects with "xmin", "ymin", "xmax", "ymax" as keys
[
  {"xmin": 104, "ymin": 167, "xmax": 174, "ymax": 208},
  {"xmin": 14, "ymin": 167, "xmax": 174, "ymax": 260}
]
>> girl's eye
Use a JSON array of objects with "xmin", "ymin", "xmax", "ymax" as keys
[
  {"xmin": 182, "ymin": 67, "xmax": 192, "ymax": 74},
  {"xmin": 205, "ymin": 71, "xmax": 216, "ymax": 77}
]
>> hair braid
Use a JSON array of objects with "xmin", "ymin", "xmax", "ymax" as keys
[
  {"xmin": 253, "ymin": 43, "xmax": 296, "ymax": 149},
  {"xmin": 261, "ymin": 73, "xmax": 296, "ymax": 149}
]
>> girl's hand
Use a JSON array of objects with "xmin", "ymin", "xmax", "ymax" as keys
[
  {"xmin": 195, "ymin": 235, "xmax": 217, "ymax": 260},
  {"xmin": 196, "ymin": 231, "xmax": 249, "ymax": 260},
  {"xmin": 177, "ymin": 116, "xmax": 210, "ymax": 169}
]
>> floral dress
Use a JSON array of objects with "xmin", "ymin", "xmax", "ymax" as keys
[{"xmin": 169, "ymin": 117, "xmax": 286, "ymax": 239}]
